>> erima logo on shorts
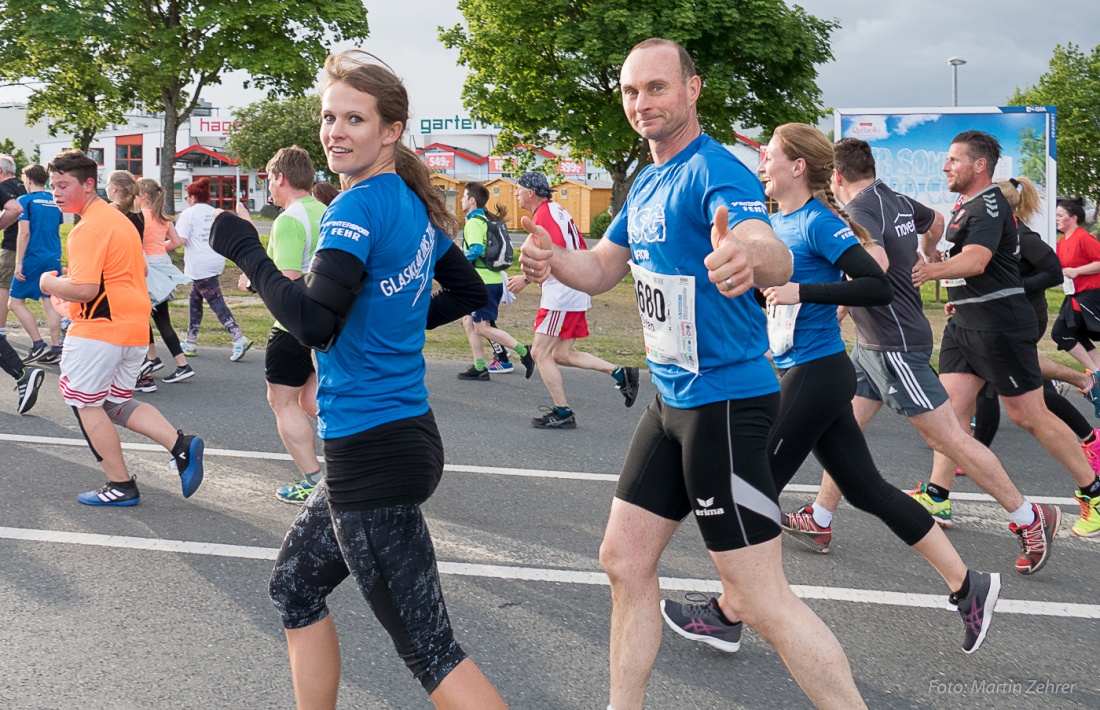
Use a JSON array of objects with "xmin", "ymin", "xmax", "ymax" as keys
[
  {"xmin": 695, "ymin": 497, "xmax": 725, "ymax": 516},
  {"xmin": 627, "ymin": 204, "xmax": 667, "ymax": 244}
]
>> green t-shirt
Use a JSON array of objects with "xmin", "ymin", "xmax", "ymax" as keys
[
  {"xmin": 267, "ymin": 194, "xmax": 326, "ymax": 330},
  {"xmin": 462, "ymin": 213, "xmax": 504, "ymax": 285}
]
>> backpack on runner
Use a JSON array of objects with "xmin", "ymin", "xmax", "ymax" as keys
[{"xmin": 471, "ymin": 214, "xmax": 514, "ymax": 271}]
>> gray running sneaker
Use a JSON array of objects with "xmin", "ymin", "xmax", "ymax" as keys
[
  {"xmin": 531, "ymin": 406, "xmax": 576, "ymax": 429},
  {"xmin": 660, "ymin": 593, "xmax": 742, "ymax": 652},
  {"xmin": 951, "ymin": 570, "xmax": 1000, "ymax": 654}
]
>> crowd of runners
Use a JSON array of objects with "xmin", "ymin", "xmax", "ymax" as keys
[{"xmin": 2, "ymin": 36, "xmax": 1098, "ymax": 710}]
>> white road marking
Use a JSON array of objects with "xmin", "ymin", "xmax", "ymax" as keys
[
  {"xmin": 1, "ymin": 525, "xmax": 1096, "ymax": 619},
  {"xmin": 0, "ymin": 433, "xmax": 1080, "ymax": 504}
]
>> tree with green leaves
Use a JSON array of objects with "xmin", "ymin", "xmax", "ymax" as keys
[
  {"xmin": 1009, "ymin": 43, "xmax": 1100, "ymax": 208},
  {"xmin": 0, "ymin": 1, "xmax": 133, "ymax": 157},
  {"xmin": 122, "ymin": 0, "xmax": 369, "ymax": 211},
  {"xmin": 440, "ymin": 0, "xmax": 836, "ymax": 211},
  {"xmin": 226, "ymin": 95, "xmax": 333, "ymax": 182},
  {"xmin": 0, "ymin": 140, "xmax": 31, "ymax": 175},
  {"xmin": 3, "ymin": 1, "xmax": 369, "ymax": 212}
]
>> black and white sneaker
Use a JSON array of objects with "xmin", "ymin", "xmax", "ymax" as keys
[
  {"xmin": 615, "ymin": 366, "xmax": 640, "ymax": 408},
  {"xmin": 660, "ymin": 593, "xmax": 743, "ymax": 652},
  {"xmin": 15, "ymin": 367, "xmax": 45, "ymax": 415},
  {"xmin": 951, "ymin": 570, "xmax": 1000, "ymax": 654},
  {"xmin": 139, "ymin": 357, "xmax": 163, "ymax": 378},
  {"xmin": 531, "ymin": 406, "xmax": 576, "ymax": 429},
  {"xmin": 37, "ymin": 349, "xmax": 61, "ymax": 365},
  {"xmin": 23, "ymin": 342, "xmax": 48, "ymax": 364},
  {"xmin": 163, "ymin": 364, "xmax": 195, "ymax": 383},
  {"xmin": 77, "ymin": 478, "xmax": 140, "ymax": 507}
]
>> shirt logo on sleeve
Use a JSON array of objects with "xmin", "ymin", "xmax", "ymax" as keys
[
  {"xmin": 727, "ymin": 201, "xmax": 769, "ymax": 216},
  {"xmin": 326, "ymin": 221, "xmax": 370, "ymax": 242},
  {"xmin": 627, "ymin": 204, "xmax": 667, "ymax": 244},
  {"xmin": 833, "ymin": 227, "xmax": 856, "ymax": 240},
  {"xmin": 982, "ymin": 194, "xmax": 1000, "ymax": 218}
]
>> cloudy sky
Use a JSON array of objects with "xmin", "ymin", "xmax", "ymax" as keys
[{"xmin": 3, "ymin": 1, "xmax": 1098, "ymax": 128}]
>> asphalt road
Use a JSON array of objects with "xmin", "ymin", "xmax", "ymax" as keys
[{"xmin": 1, "ymin": 332, "xmax": 1097, "ymax": 709}]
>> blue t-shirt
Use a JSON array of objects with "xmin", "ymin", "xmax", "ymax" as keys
[
  {"xmin": 605, "ymin": 133, "xmax": 779, "ymax": 408},
  {"xmin": 769, "ymin": 198, "xmax": 860, "ymax": 369},
  {"xmin": 312, "ymin": 173, "xmax": 453, "ymax": 440},
  {"xmin": 16, "ymin": 191, "xmax": 63, "ymax": 267}
]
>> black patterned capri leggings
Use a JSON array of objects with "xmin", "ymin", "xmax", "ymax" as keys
[{"xmin": 268, "ymin": 485, "xmax": 467, "ymax": 694}]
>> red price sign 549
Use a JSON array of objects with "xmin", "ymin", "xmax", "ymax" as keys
[{"xmin": 425, "ymin": 152, "xmax": 455, "ymax": 169}]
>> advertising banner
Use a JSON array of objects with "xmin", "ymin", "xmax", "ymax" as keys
[
  {"xmin": 558, "ymin": 159, "xmax": 585, "ymax": 176},
  {"xmin": 835, "ymin": 107, "xmax": 1056, "ymax": 243},
  {"xmin": 423, "ymin": 152, "xmax": 455, "ymax": 170}
]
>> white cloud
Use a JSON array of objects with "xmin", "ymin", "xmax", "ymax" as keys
[{"xmin": 894, "ymin": 114, "xmax": 940, "ymax": 135}]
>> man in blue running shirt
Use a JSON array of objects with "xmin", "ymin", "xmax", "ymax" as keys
[{"xmin": 519, "ymin": 37, "xmax": 864, "ymax": 710}]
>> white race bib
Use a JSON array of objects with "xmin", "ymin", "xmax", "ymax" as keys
[
  {"xmin": 766, "ymin": 302, "xmax": 800, "ymax": 356},
  {"xmin": 941, "ymin": 278, "xmax": 966, "ymax": 287},
  {"xmin": 630, "ymin": 263, "xmax": 699, "ymax": 373}
]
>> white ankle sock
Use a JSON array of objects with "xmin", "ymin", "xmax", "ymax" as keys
[
  {"xmin": 1009, "ymin": 501, "xmax": 1035, "ymax": 527},
  {"xmin": 812, "ymin": 505, "xmax": 834, "ymax": 528}
]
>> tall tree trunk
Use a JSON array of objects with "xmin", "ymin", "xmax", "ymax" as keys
[{"xmin": 160, "ymin": 99, "xmax": 180, "ymax": 215}]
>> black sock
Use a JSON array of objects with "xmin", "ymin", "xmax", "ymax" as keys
[
  {"xmin": 712, "ymin": 599, "xmax": 737, "ymax": 625},
  {"xmin": 1085, "ymin": 431, "xmax": 1098, "ymax": 446},
  {"xmin": 950, "ymin": 571, "xmax": 971, "ymax": 602},
  {"xmin": 1082, "ymin": 477, "xmax": 1100, "ymax": 498},
  {"xmin": 926, "ymin": 483, "xmax": 950, "ymax": 500},
  {"xmin": 171, "ymin": 429, "xmax": 188, "ymax": 458},
  {"xmin": 112, "ymin": 478, "xmax": 137, "ymax": 490}
]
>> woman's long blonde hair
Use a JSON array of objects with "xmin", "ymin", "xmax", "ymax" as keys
[
  {"xmin": 772, "ymin": 123, "xmax": 873, "ymax": 247},
  {"xmin": 107, "ymin": 170, "xmax": 140, "ymax": 214},
  {"xmin": 995, "ymin": 177, "xmax": 1041, "ymax": 224},
  {"xmin": 137, "ymin": 177, "xmax": 176, "ymax": 225}
]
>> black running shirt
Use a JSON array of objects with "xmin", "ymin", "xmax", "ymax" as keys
[
  {"xmin": 846, "ymin": 180, "xmax": 936, "ymax": 351},
  {"xmin": 942, "ymin": 185, "xmax": 1036, "ymax": 332}
]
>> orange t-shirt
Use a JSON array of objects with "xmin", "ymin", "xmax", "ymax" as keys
[
  {"xmin": 141, "ymin": 207, "xmax": 169, "ymax": 257},
  {"xmin": 66, "ymin": 198, "xmax": 151, "ymax": 345}
]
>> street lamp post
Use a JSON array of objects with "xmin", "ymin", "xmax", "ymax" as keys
[{"xmin": 948, "ymin": 57, "xmax": 967, "ymax": 107}]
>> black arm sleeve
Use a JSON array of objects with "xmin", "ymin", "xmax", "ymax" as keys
[
  {"xmin": 798, "ymin": 244, "xmax": 893, "ymax": 307},
  {"xmin": 1018, "ymin": 227, "xmax": 1062, "ymax": 295},
  {"xmin": 427, "ymin": 243, "xmax": 488, "ymax": 329},
  {"xmin": 1023, "ymin": 250, "xmax": 1063, "ymax": 295},
  {"xmin": 209, "ymin": 212, "xmax": 365, "ymax": 350}
]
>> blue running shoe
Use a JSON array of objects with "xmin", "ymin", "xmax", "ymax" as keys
[
  {"xmin": 488, "ymin": 357, "xmax": 514, "ymax": 374},
  {"xmin": 174, "ymin": 433, "xmax": 205, "ymax": 498},
  {"xmin": 276, "ymin": 478, "xmax": 317, "ymax": 504},
  {"xmin": 77, "ymin": 479, "xmax": 140, "ymax": 507}
]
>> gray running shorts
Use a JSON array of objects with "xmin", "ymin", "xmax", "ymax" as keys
[{"xmin": 851, "ymin": 344, "xmax": 949, "ymax": 417}]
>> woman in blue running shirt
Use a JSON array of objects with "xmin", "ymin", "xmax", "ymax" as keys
[
  {"xmin": 667, "ymin": 124, "xmax": 1001, "ymax": 656},
  {"xmin": 760, "ymin": 123, "xmax": 999, "ymax": 653},
  {"xmin": 208, "ymin": 51, "xmax": 507, "ymax": 709}
]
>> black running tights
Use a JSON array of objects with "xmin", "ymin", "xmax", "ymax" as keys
[
  {"xmin": 770, "ymin": 352, "xmax": 934, "ymax": 546},
  {"xmin": 149, "ymin": 300, "xmax": 183, "ymax": 358}
]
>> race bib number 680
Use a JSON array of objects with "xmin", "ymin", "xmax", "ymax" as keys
[{"xmin": 630, "ymin": 263, "xmax": 699, "ymax": 373}]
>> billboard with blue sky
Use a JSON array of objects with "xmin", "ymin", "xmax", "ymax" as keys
[{"xmin": 835, "ymin": 107, "xmax": 1056, "ymax": 243}]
